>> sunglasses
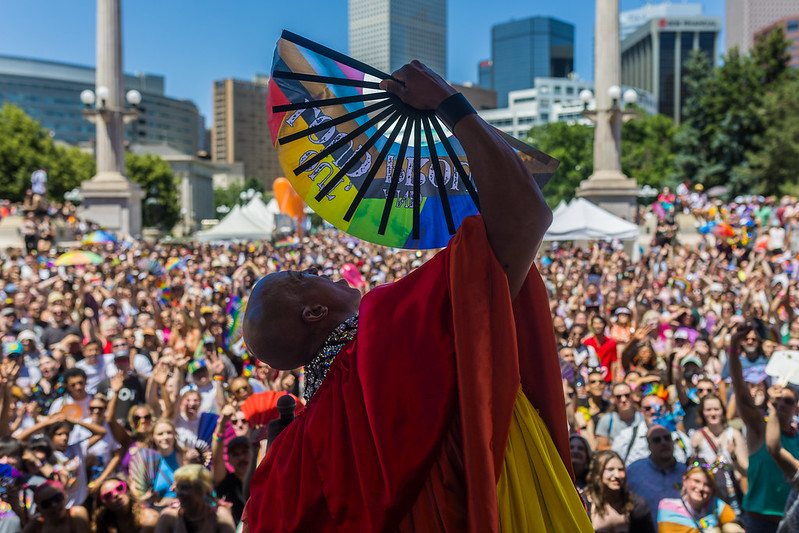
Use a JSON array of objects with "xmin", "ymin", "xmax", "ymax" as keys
[
  {"xmin": 233, "ymin": 387, "xmax": 250, "ymax": 395},
  {"xmin": 38, "ymin": 492, "xmax": 65, "ymax": 510},
  {"xmin": 101, "ymin": 481, "xmax": 127, "ymax": 502},
  {"xmin": 614, "ymin": 393, "xmax": 631, "ymax": 400},
  {"xmin": 89, "ymin": 405, "xmax": 105, "ymax": 412},
  {"xmin": 133, "ymin": 414, "xmax": 152, "ymax": 423},
  {"xmin": 231, "ymin": 418, "xmax": 248, "ymax": 425},
  {"xmin": 649, "ymin": 434, "xmax": 673, "ymax": 445},
  {"xmin": 589, "ymin": 379, "xmax": 604, "ymax": 385},
  {"xmin": 697, "ymin": 388, "xmax": 714, "ymax": 394}
]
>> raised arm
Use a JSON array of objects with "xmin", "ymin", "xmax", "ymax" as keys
[
  {"xmin": 766, "ymin": 399, "xmax": 799, "ymax": 479},
  {"xmin": 380, "ymin": 62, "xmax": 552, "ymax": 299},
  {"xmin": 728, "ymin": 324, "xmax": 766, "ymax": 440}
]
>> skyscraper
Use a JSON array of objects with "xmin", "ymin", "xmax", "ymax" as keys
[
  {"xmin": 620, "ymin": 1, "xmax": 703, "ymax": 41},
  {"xmin": 726, "ymin": 0, "xmax": 799, "ymax": 53},
  {"xmin": 211, "ymin": 77, "xmax": 282, "ymax": 190},
  {"xmin": 490, "ymin": 17, "xmax": 574, "ymax": 107},
  {"xmin": 621, "ymin": 16, "xmax": 720, "ymax": 122},
  {"xmin": 349, "ymin": 0, "xmax": 447, "ymax": 77}
]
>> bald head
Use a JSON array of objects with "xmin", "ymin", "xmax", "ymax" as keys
[{"xmin": 243, "ymin": 269, "xmax": 361, "ymax": 369}]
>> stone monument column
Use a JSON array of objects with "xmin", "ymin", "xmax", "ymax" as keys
[
  {"xmin": 79, "ymin": 0, "xmax": 143, "ymax": 237},
  {"xmin": 576, "ymin": 0, "xmax": 639, "ymax": 221}
]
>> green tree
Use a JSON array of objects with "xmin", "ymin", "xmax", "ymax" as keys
[
  {"xmin": 524, "ymin": 122, "xmax": 593, "ymax": 207},
  {"xmin": 125, "ymin": 152, "xmax": 179, "ymax": 229},
  {"xmin": 213, "ymin": 176, "xmax": 266, "ymax": 214},
  {"xmin": 45, "ymin": 146, "xmax": 95, "ymax": 200},
  {"xmin": 743, "ymin": 77, "xmax": 799, "ymax": 195},
  {"xmin": 0, "ymin": 103, "xmax": 57, "ymax": 201},
  {"xmin": 752, "ymin": 26, "xmax": 793, "ymax": 86},
  {"xmin": 621, "ymin": 110, "xmax": 676, "ymax": 189},
  {"xmin": 672, "ymin": 49, "xmax": 714, "ymax": 183}
]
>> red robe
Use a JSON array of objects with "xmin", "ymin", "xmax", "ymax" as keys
[{"xmin": 247, "ymin": 216, "xmax": 573, "ymax": 532}]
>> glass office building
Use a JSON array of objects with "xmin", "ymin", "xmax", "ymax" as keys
[
  {"xmin": 489, "ymin": 17, "xmax": 574, "ymax": 107},
  {"xmin": 0, "ymin": 55, "xmax": 200, "ymax": 155},
  {"xmin": 349, "ymin": 0, "xmax": 447, "ymax": 77},
  {"xmin": 621, "ymin": 17, "xmax": 720, "ymax": 122}
]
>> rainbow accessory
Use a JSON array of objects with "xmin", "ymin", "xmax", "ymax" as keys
[
  {"xmin": 225, "ymin": 296, "xmax": 245, "ymax": 350},
  {"xmin": 642, "ymin": 382, "xmax": 669, "ymax": 403},
  {"xmin": 268, "ymin": 31, "xmax": 557, "ymax": 249}
]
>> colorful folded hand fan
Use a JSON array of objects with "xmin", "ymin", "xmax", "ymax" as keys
[{"xmin": 269, "ymin": 30, "xmax": 558, "ymax": 249}]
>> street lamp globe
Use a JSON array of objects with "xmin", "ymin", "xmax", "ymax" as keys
[
  {"xmin": 80, "ymin": 90, "xmax": 96, "ymax": 106},
  {"xmin": 579, "ymin": 89, "xmax": 593, "ymax": 104},
  {"xmin": 623, "ymin": 89, "xmax": 638, "ymax": 106},
  {"xmin": 607, "ymin": 85, "xmax": 622, "ymax": 101},
  {"xmin": 126, "ymin": 89, "xmax": 142, "ymax": 106},
  {"xmin": 95, "ymin": 85, "xmax": 110, "ymax": 100}
]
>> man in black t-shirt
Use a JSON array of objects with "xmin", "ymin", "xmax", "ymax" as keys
[
  {"xmin": 213, "ymin": 436, "xmax": 251, "ymax": 523},
  {"xmin": 96, "ymin": 350, "xmax": 146, "ymax": 425},
  {"xmin": 40, "ymin": 300, "xmax": 81, "ymax": 349}
]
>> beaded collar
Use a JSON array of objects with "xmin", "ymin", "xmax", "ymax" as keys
[{"xmin": 303, "ymin": 315, "xmax": 358, "ymax": 402}]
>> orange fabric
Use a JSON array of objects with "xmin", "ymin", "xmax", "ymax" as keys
[{"xmin": 448, "ymin": 216, "xmax": 575, "ymax": 532}]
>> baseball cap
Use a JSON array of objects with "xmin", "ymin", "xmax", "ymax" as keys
[
  {"xmin": 673, "ymin": 330, "xmax": 690, "ymax": 340},
  {"xmin": 3, "ymin": 341, "xmax": 23, "ymax": 357},
  {"xmin": 188, "ymin": 359, "xmax": 207, "ymax": 373},
  {"xmin": 743, "ymin": 365, "xmax": 769, "ymax": 384},
  {"xmin": 227, "ymin": 436, "xmax": 250, "ymax": 452},
  {"xmin": 4, "ymin": 283, "xmax": 17, "ymax": 294},
  {"xmin": 142, "ymin": 328, "xmax": 156, "ymax": 336},
  {"xmin": 1, "ymin": 308, "xmax": 15, "ymax": 317},
  {"xmin": 17, "ymin": 330, "xmax": 38, "ymax": 342},
  {"xmin": 680, "ymin": 355, "xmax": 703, "ymax": 368},
  {"xmin": 614, "ymin": 307, "xmax": 632, "ymax": 315},
  {"xmin": 710, "ymin": 283, "xmax": 723, "ymax": 294},
  {"xmin": 102, "ymin": 298, "xmax": 118, "ymax": 308},
  {"xmin": 113, "ymin": 348, "xmax": 130, "ymax": 359}
]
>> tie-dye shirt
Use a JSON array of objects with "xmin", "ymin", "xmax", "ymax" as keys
[{"xmin": 657, "ymin": 497, "xmax": 737, "ymax": 532}]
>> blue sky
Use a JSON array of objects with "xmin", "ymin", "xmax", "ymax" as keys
[{"xmin": 0, "ymin": 0, "xmax": 724, "ymax": 121}]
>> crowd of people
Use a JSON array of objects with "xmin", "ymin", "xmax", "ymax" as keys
[{"xmin": 0, "ymin": 186, "xmax": 799, "ymax": 532}]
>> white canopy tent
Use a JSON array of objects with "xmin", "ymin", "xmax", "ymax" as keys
[
  {"xmin": 545, "ymin": 198, "xmax": 639, "ymax": 241},
  {"xmin": 195, "ymin": 201, "xmax": 275, "ymax": 242}
]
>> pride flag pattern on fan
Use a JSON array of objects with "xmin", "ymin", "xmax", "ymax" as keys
[{"xmin": 267, "ymin": 34, "xmax": 479, "ymax": 249}]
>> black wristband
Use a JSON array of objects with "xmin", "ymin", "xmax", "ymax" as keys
[{"xmin": 435, "ymin": 93, "xmax": 476, "ymax": 131}]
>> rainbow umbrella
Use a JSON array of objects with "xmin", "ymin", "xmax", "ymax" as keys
[
  {"xmin": 55, "ymin": 250, "xmax": 103, "ymax": 266},
  {"xmin": 268, "ymin": 31, "xmax": 558, "ymax": 249},
  {"xmin": 82, "ymin": 230, "xmax": 117, "ymax": 245}
]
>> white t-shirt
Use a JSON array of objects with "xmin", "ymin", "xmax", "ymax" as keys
[{"xmin": 76, "ymin": 357, "xmax": 110, "ymax": 395}]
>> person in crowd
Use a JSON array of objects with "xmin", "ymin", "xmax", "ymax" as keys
[
  {"xmin": 728, "ymin": 322, "xmax": 799, "ymax": 533},
  {"xmin": 584, "ymin": 315, "xmax": 620, "ymax": 383},
  {"xmin": 613, "ymin": 392, "xmax": 693, "ymax": 466},
  {"xmin": 97, "ymin": 353, "xmax": 147, "ymax": 425},
  {"xmin": 92, "ymin": 476, "xmax": 159, "ymax": 533},
  {"xmin": 690, "ymin": 394, "xmax": 746, "ymax": 513},
  {"xmin": 22, "ymin": 481, "xmax": 90, "ymax": 533},
  {"xmin": 583, "ymin": 450, "xmax": 655, "ymax": 532},
  {"xmin": 657, "ymin": 464, "xmax": 743, "ymax": 533},
  {"xmin": 211, "ymin": 403, "xmax": 251, "ymax": 524},
  {"xmin": 569, "ymin": 433, "xmax": 592, "ymax": 494},
  {"xmin": 765, "ymin": 386, "xmax": 799, "ymax": 533},
  {"xmin": 595, "ymin": 382, "xmax": 642, "ymax": 450},
  {"xmin": 47, "ymin": 368, "xmax": 90, "ymax": 418},
  {"xmin": 153, "ymin": 464, "xmax": 236, "ymax": 533},
  {"xmin": 75, "ymin": 339, "xmax": 109, "ymax": 396},
  {"xmin": 627, "ymin": 424, "xmax": 689, "ymax": 525},
  {"xmin": 40, "ymin": 298, "xmax": 81, "ymax": 350}
]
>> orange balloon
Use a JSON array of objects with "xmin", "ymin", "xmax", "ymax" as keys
[
  {"xmin": 60, "ymin": 403, "xmax": 84, "ymax": 421},
  {"xmin": 273, "ymin": 177, "xmax": 305, "ymax": 220}
]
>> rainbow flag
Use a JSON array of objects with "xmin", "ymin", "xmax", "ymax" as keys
[
  {"xmin": 158, "ymin": 280, "xmax": 172, "ymax": 306},
  {"xmin": 225, "ymin": 295, "xmax": 246, "ymax": 350}
]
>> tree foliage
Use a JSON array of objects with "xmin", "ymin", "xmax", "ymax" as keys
[
  {"xmin": 524, "ymin": 121, "xmax": 593, "ymax": 207},
  {"xmin": 621, "ymin": 110, "xmax": 676, "ymax": 188},
  {"xmin": 0, "ymin": 103, "xmax": 58, "ymax": 201},
  {"xmin": 213, "ymin": 176, "xmax": 267, "ymax": 213},
  {"xmin": 125, "ymin": 152, "xmax": 180, "ymax": 229}
]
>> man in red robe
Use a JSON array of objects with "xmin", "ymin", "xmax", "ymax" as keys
[{"xmin": 243, "ymin": 61, "xmax": 589, "ymax": 531}]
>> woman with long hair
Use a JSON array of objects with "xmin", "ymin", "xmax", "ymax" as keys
[
  {"xmin": 128, "ymin": 418, "xmax": 188, "ymax": 510},
  {"xmin": 153, "ymin": 464, "xmax": 236, "ymax": 533},
  {"xmin": 92, "ymin": 477, "xmax": 159, "ymax": 533},
  {"xmin": 689, "ymin": 394, "xmax": 747, "ymax": 514},
  {"xmin": 657, "ymin": 464, "xmax": 742, "ymax": 532},
  {"xmin": 569, "ymin": 434, "xmax": 592, "ymax": 494},
  {"xmin": 584, "ymin": 450, "xmax": 654, "ymax": 533}
]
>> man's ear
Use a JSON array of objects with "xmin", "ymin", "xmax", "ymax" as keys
[{"xmin": 301, "ymin": 304, "xmax": 328, "ymax": 324}]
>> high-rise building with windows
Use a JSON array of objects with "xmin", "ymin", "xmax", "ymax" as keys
[
  {"xmin": 488, "ymin": 17, "xmax": 574, "ymax": 107},
  {"xmin": 211, "ymin": 77, "xmax": 282, "ymax": 189},
  {"xmin": 727, "ymin": 0, "xmax": 799, "ymax": 53},
  {"xmin": 349, "ymin": 0, "xmax": 447, "ymax": 77},
  {"xmin": 754, "ymin": 14, "xmax": 799, "ymax": 68},
  {"xmin": 620, "ymin": 2, "xmax": 703, "ymax": 42},
  {"xmin": 621, "ymin": 16, "xmax": 720, "ymax": 122},
  {"xmin": 0, "ymin": 55, "xmax": 200, "ymax": 155}
]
